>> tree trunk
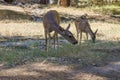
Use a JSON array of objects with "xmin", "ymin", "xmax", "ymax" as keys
[
  {"xmin": 40, "ymin": 0, "xmax": 49, "ymax": 4},
  {"xmin": 58, "ymin": 0, "xmax": 70, "ymax": 7}
]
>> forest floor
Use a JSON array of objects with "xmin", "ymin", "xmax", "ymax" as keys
[{"xmin": 0, "ymin": 3, "xmax": 120, "ymax": 80}]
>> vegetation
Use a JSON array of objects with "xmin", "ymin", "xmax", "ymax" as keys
[
  {"xmin": 0, "ymin": 17, "xmax": 119, "ymax": 67},
  {"xmin": 0, "ymin": 40, "xmax": 119, "ymax": 67},
  {"xmin": 91, "ymin": 5, "xmax": 120, "ymax": 15},
  {"xmin": 0, "ymin": 2, "xmax": 120, "ymax": 79}
]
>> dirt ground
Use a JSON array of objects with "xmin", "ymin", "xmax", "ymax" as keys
[{"xmin": 0, "ymin": 60, "xmax": 120, "ymax": 80}]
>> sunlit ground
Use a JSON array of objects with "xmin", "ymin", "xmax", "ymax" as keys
[{"xmin": 0, "ymin": 21, "xmax": 119, "ymax": 41}]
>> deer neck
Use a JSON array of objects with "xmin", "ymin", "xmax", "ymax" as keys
[{"xmin": 50, "ymin": 22, "xmax": 64, "ymax": 35}]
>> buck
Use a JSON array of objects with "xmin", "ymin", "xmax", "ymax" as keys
[
  {"xmin": 74, "ymin": 14, "xmax": 98, "ymax": 44},
  {"xmin": 43, "ymin": 10, "xmax": 78, "ymax": 51}
]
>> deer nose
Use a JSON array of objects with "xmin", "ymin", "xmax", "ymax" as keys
[{"xmin": 73, "ymin": 41, "xmax": 78, "ymax": 45}]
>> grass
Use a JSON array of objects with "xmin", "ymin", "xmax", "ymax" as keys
[
  {"xmin": 0, "ymin": 40, "xmax": 119, "ymax": 67},
  {"xmin": 0, "ymin": 9, "xmax": 31, "ymax": 22},
  {"xmin": 46, "ymin": 5, "xmax": 120, "ymax": 16},
  {"xmin": 0, "ymin": 48, "xmax": 42, "ymax": 66},
  {"xmin": 0, "ymin": 4, "xmax": 120, "ymax": 67},
  {"xmin": 91, "ymin": 5, "xmax": 120, "ymax": 15},
  {"xmin": 0, "ymin": 18, "xmax": 120, "ymax": 67},
  {"xmin": 0, "ymin": 21, "xmax": 43, "ymax": 37}
]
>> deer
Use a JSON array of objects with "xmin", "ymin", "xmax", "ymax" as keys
[
  {"xmin": 74, "ymin": 14, "xmax": 98, "ymax": 44},
  {"xmin": 43, "ymin": 10, "xmax": 78, "ymax": 51}
]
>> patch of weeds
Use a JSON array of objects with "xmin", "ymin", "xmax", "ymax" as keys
[
  {"xmin": 0, "ymin": 40, "xmax": 119, "ymax": 67},
  {"xmin": 91, "ymin": 5, "xmax": 120, "ymax": 15},
  {"xmin": 44, "ymin": 43, "xmax": 108, "ymax": 66},
  {"xmin": 46, "ymin": 43, "xmax": 79, "ymax": 57},
  {"xmin": 0, "ymin": 48, "xmax": 43, "ymax": 67}
]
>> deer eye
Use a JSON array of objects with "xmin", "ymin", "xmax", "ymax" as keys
[{"xmin": 69, "ymin": 35, "xmax": 72, "ymax": 38}]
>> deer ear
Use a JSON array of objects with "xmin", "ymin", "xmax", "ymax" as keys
[
  {"xmin": 66, "ymin": 24, "xmax": 71, "ymax": 31},
  {"xmin": 94, "ymin": 29, "xmax": 98, "ymax": 35}
]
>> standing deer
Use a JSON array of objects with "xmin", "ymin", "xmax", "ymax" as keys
[
  {"xmin": 74, "ymin": 14, "xmax": 98, "ymax": 44},
  {"xmin": 43, "ymin": 10, "xmax": 78, "ymax": 51}
]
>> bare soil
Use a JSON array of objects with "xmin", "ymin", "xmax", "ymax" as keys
[{"xmin": 0, "ymin": 60, "xmax": 120, "ymax": 80}]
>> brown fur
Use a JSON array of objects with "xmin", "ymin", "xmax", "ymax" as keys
[
  {"xmin": 74, "ymin": 15, "xmax": 98, "ymax": 44},
  {"xmin": 43, "ymin": 10, "xmax": 77, "ymax": 51}
]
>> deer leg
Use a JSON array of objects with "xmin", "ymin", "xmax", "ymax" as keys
[
  {"xmin": 53, "ymin": 32, "xmax": 56, "ymax": 49},
  {"xmin": 77, "ymin": 31, "xmax": 79, "ymax": 43},
  {"xmin": 86, "ymin": 33, "xmax": 88, "ymax": 41},
  {"xmin": 45, "ymin": 30, "xmax": 48, "ymax": 51},
  {"xmin": 56, "ymin": 33, "xmax": 58, "ymax": 48},
  {"xmin": 53, "ymin": 32, "xmax": 58, "ymax": 49},
  {"xmin": 80, "ymin": 32, "xmax": 82, "ymax": 44},
  {"xmin": 48, "ymin": 32, "xmax": 51, "ymax": 50}
]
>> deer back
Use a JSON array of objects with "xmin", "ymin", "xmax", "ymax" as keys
[
  {"xmin": 43, "ymin": 10, "xmax": 60, "ymax": 32},
  {"xmin": 75, "ymin": 17, "xmax": 90, "ymax": 32}
]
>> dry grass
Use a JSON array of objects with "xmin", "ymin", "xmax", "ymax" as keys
[
  {"xmin": 0, "ymin": 21, "xmax": 43, "ymax": 37},
  {"xmin": 90, "ymin": 21, "xmax": 120, "ymax": 41},
  {"xmin": 46, "ymin": 6, "xmax": 99, "ymax": 16},
  {"xmin": 0, "ymin": 4, "xmax": 25, "ymax": 13},
  {"xmin": 0, "ymin": 4, "xmax": 119, "ymax": 41},
  {"xmin": 0, "ymin": 20, "xmax": 120, "ymax": 41},
  {"xmin": 1, "ymin": 20, "xmax": 119, "ymax": 65}
]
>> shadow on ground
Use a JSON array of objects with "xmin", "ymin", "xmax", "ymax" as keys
[{"xmin": 0, "ymin": 37, "xmax": 120, "ymax": 80}]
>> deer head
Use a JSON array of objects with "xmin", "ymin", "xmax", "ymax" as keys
[
  {"xmin": 91, "ymin": 29, "xmax": 98, "ymax": 43},
  {"xmin": 61, "ymin": 24, "xmax": 78, "ymax": 44},
  {"xmin": 81, "ymin": 13, "xmax": 88, "ymax": 19}
]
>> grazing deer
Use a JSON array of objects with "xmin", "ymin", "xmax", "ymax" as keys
[
  {"xmin": 74, "ymin": 14, "xmax": 98, "ymax": 44},
  {"xmin": 43, "ymin": 10, "xmax": 78, "ymax": 51}
]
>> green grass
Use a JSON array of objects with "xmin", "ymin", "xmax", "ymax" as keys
[
  {"xmin": 0, "ymin": 21, "xmax": 119, "ymax": 67},
  {"xmin": 0, "ymin": 48, "xmax": 43, "ymax": 66},
  {"xmin": 91, "ymin": 5, "xmax": 120, "ymax": 15},
  {"xmin": 0, "ymin": 40, "xmax": 119, "ymax": 67},
  {"xmin": 0, "ymin": 4, "xmax": 119, "ymax": 68}
]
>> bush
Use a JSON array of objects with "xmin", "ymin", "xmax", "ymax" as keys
[{"xmin": 91, "ymin": 0, "xmax": 104, "ymax": 6}]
